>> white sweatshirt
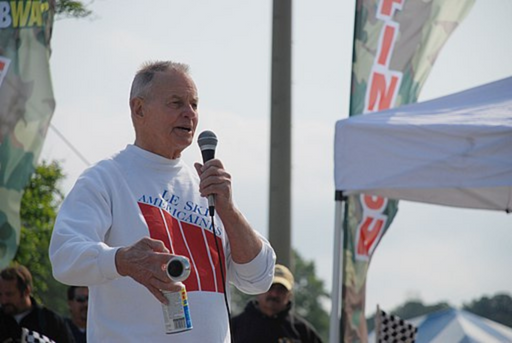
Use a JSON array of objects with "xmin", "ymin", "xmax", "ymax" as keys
[{"xmin": 50, "ymin": 145, "xmax": 275, "ymax": 342}]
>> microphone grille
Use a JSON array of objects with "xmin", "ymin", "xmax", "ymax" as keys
[{"xmin": 197, "ymin": 130, "xmax": 218, "ymax": 150}]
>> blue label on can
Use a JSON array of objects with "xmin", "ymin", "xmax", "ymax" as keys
[
  {"xmin": 180, "ymin": 287, "xmax": 193, "ymax": 330},
  {"xmin": 162, "ymin": 287, "xmax": 193, "ymax": 334}
]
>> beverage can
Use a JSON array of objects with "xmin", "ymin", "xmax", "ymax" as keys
[
  {"xmin": 166, "ymin": 256, "xmax": 191, "ymax": 282},
  {"xmin": 161, "ymin": 285, "xmax": 193, "ymax": 334}
]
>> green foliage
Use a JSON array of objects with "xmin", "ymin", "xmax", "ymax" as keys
[
  {"xmin": 55, "ymin": 0, "xmax": 93, "ymax": 19},
  {"xmin": 390, "ymin": 300, "xmax": 451, "ymax": 320},
  {"xmin": 292, "ymin": 250, "xmax": 330, "ymax": 342},
  {"xmin": 463, "ymin": 293, "xmax": 512, "ymax": 328},
  {"xmin": 13, "ymin": 160, "xmax": 69, "ymax": 316},
  {"xmin": 230, "ymin": 283, "xmax": 253, "ymax": 316},
  {"xmin": 230, "ymin": 249, "xmax": 330, "ymax": 342}
]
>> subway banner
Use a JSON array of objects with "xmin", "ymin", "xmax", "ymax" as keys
[
  {"xmin": 0, "ymin": 0, "xmax": 56, "ymax": 268},
  {"xmin": 341, "ymin": 0, "xmax": 474, "ymax": 342}
]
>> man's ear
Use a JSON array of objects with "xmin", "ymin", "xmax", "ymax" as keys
[
  {"xmin": 130, "ymin": 97, "xmax": 144, "ymax": 119},
  {"xmin": 24, "ymin": 285, "xmax": 32, "ymax": 298}
]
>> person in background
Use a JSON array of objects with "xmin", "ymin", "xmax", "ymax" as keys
[
  {"xmin": 66, "ymin": 286, "xmax": 88, "ymax": 343},
  {"xmin": 49, "ymin": 60, "xmax": 275, "ymax": 342},
  {"xmin": 232, "ymin": 264, "xmax": 323, "ymax": 343},
  {"xmin": 0, "ymin": 264, "xmax": 75, "ymax": 342}
]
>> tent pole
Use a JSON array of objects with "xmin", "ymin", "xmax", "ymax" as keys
[{"xmin": 330, "ymin": 191, "xmax": 346, "ymax": 343}]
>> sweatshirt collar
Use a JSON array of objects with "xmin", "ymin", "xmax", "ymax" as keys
[{"xmin": 125, "ymin": 144, "xmax": 182, "ymax": 169}]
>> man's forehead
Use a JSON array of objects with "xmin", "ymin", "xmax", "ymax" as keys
[
  {"xmin": 155, "ymin": 70, "xmax": 195, "ymax": 85},
  {"xmin": 160, "ymin": 74, "xmax": 197, "ymax": 96},
  {"xmin": 76, "ymin": 287, "xmax": 88, "ymax": 294},
  {"xmin": 169, "ymin": 93, "xmax": 199, "ymax": 101},
  {"xmin": 0, "ymin": 278, "xmax": 18, "ymax": 289},
  {"xmin": 270, "ymin": 283, "xmax": 289, "ymax": 292}
]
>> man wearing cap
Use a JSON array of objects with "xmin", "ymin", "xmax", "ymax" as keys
[{"xmin": 232, "ymin": 264, "xmax": 323, "ymax": 343}]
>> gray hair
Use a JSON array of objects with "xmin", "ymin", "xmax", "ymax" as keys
[{"xmin": 129, "ymin": 61, "xmax": 190, "ymax": 100}]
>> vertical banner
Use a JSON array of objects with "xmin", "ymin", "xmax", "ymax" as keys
[
  {"xmin": 0, "ymin": 0, "xmax": 56, "ymax": 268},
  {"xmin": 341, "ymin": 0, "xmax": 474, "ymax": 342}
]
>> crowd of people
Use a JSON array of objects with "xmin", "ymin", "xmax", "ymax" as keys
[
  {"xmin": 0, "ymin": 265, "xmax": 87, "ymax": 342},
  {"xmin": 0, "ymin": 263, "xmax": 322, "ymax": 343},
  {"xmin": 1, "ymin": 61, "xmax": 322, "ymax": 343}
]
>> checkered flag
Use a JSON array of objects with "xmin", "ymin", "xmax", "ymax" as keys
[
  {"xmin": 21, "ymin": 328, "xmax": 56, "ymax": 343},
  {"xmin": 375, "ymin": 305, "xmax": 417, "ymax": 343}
]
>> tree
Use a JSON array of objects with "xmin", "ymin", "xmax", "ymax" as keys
[
  {"xmin": 292, "ymin": 249, "xmax": 330, "ymax": 341},
  {"xmin": 390, "ymin": 300, "xmax": 451, "ymax": 320},
  {"xmin": 230, "ymin": 249, "xmax": 330, "ymax": 342},
  {"xmin": 464, "ymin": 293, "xmax": 512, "ymax": 328},
  {"xmin": 13, "ymin": 160, "xmax": 68, "ymax": 315},
  {"xmin": 55, "ymin": 0, "xmax": 93, "ymax": 19}
]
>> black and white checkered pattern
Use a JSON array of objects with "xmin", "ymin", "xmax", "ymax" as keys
[
  {"xmin": 21, "ymin": 328, "xmax": 56, "ymax": 343},
  {"xmin": 375, "ymin": 307, "xmax": 417, "ymax": 343}
]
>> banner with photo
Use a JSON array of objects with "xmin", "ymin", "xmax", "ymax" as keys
[
  {"xmin": 341, "ymin": 0, "xmax": 475, "ymax": 341},
  {"xmin": 0, "ymin": 0, "xmax": 56, "ymax": 268}
]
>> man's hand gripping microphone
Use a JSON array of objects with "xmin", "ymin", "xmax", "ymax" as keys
[{"xmin": 197, "ymin": 130, "xmax": 218, "ymax": 216}]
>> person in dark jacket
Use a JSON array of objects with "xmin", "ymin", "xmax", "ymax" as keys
[
  {"xmin": 0, "ymin": 264, "xmax": 75, "ymax": 343},
  {"xmin": 65, "ymin": 286, "xmax": 88, "ymax": 343},
  {"xmin": 232, "ymin": 264, "xmax": 323, "ymax": 343}
]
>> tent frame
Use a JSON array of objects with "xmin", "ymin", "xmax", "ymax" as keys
[{"xmin": 330, "ymin": 191, "xmax": 346, "ymax": 343}]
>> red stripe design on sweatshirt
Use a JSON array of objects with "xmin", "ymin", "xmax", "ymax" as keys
[{"xmin": 138, "ymin": 202, "xmax": 226, "ymax": 294}]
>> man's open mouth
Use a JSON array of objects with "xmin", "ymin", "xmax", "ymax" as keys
[{"xmin": 177, "ymin": 126, "xmax": 192, "ymax": 132}]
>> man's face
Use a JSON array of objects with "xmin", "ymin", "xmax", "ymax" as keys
[
  {"xmin": 257, "ymin": 283, "xmax": 292, "ymax": 316},
  {"xmin": 68, "ymin": 287, "xmax": 88, "ymax": 326},
  {"xmin": 132, "ymin": 70, "xmax": 199, "ymax": 159},
  {"xmin": 0, "ymin": 278, "xmax": 29, "ymax": 315}
]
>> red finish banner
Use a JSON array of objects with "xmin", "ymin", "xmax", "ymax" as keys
[{"xmin": 341, "ymin": 0, "xmax": 475, "ymax": 342}]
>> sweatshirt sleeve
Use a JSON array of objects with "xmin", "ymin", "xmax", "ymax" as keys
[
  {"xmin": 49, "ymin": 164, "xmax": 121, "ymax": 286},
  {"xmin": 228, "ymin": 231, "xmax": 276, "ymax": 295}
]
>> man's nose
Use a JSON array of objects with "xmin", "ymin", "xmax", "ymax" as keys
[
  {"xmin": 268, "ymin": 288, "xmax": 280, "ymax": 296},
  {"xmin": 183, "ymin": 104, "xmax": 198, "ymax": 117}
]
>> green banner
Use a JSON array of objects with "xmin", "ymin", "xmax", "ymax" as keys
[
  {"xmin": 341, "ymin": 0, "xmax": 474, "ymax": 341},
  {"xmin": 0, "ymin": 0, "xmax": 56, "ymax": 268}
]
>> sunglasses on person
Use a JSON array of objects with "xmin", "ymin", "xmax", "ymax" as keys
[{"xmin": 74, "ymin": 295, "xmax": 88, "ymax": 303}]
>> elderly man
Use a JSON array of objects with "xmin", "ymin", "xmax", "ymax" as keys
[
  {"xmin": 50, "ymin": 61, "xmax": 275, "ymax": 342},
  {"xmin": 232, "ymin": 264, "xmax": 323, "ymax": 343}
]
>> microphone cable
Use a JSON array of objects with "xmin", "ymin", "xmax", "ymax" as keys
[
  {"xmin": 198, "ymin": 130, "xmax": 234, "ymax": 342},
  {"xmin": 209, "ymin": 210, "xmax": 234, "ymax": 343}
]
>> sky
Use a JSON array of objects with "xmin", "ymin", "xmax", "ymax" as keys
[{"xmin": 41, "ymin": 0, "xmax": 512, "ymax": 317}]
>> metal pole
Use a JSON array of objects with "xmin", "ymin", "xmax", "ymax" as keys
[
  {"xmin": 330, "ymin": 191, "xmax": 346, "ymax": 343},
  {"xmin": 269, "ymin": 0, "xmax": 292, "ymax": 266}
]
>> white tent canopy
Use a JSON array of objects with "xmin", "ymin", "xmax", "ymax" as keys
[
  {"xmin": 368, "ymin": 308, "xmax": 512, "ymax": 343},
  {"xmin": 334, "ymin": 76, "xmax": 512, "ymax": 212},
  {"xmin": 329, "ymin": 77, "xmax": 512, "ymax": 343}
]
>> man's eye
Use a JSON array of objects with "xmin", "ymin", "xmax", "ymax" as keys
[{"xmin": 191, "ymin": 103, "xmax": 198, "ymax": 110}]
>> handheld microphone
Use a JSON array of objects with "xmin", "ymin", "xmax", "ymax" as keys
[{"xmin": 197, "ymin": 130, "xmax": 218, "ymax": 216}]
